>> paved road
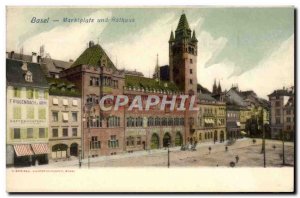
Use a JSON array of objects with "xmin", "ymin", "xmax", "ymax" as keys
[{"xmin": 19, "ymin": 138, "xmax": 294, "ymax": 169}]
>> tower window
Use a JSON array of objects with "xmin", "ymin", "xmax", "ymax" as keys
[
  {"xmin": 190, "ymin": 69, "xmax": 193, "ymax": 74},
  {"xmin": 190, "ymin": 59, "xmax": 193, "ymax": 64},
  {"xmin": 190, "ymin": 79, "xmax": 193, "ymax": 84}
]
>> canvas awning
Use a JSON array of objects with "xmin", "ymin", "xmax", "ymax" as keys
[
  {"xmin": 72, "ymin": 99, "xmax": 78, "ymax": 106},
  {"xmin": 241, "ymin": 131, "xmax": 247, "ymax": 135},
  {"xmin": 236, "ymin": 122, "xmax": 241, "ymax": 127},
  {"xmin": 63, "ymin": 99, "xmax": 68, "ymax": 106},
  {"xmin": 63, "ymin": 113, "xmax": 69, "ymax": 121},
  {"xmin": 31, "ymin": 143, "xmax": 49, "ymax": 155},
  {"xmin": 52, "ymin": 98, "xmax": 58, "ymax": 105},
  {"xmin": 13, "ymin": 144, "xmax": 34, "ymax": 156}
]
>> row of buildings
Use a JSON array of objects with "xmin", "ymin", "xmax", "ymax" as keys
[{"xmin": 6, "ymin": 13, "xmax": 294, "ymax": 167}]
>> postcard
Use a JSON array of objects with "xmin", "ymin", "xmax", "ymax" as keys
[{"xmin": 6, "ymin": 6, "xmax": 295, "ymax": 192}]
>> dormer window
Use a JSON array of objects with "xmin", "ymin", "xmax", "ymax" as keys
[
  {"xmin": 25, "ymin": 71, "xmax": 33, "ymax": 82},
  {"xmin": 101, "ymin": 56, "xmax": 107, "ymax": 67}
]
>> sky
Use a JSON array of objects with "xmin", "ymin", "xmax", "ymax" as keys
[{"xmin": 6, "ymin": 7, "xmax": 294, "ymax": 99}]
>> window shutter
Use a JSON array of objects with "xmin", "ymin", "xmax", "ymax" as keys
[
  {"xmin": 34, "ymin": 128, "xmax": 38, "ymax": 139},
  {"xmin": 34, "ymin": 89, "xmax": 39, "ymax": 99},
  {"xmin": 10, "ymin": 128, "xmax": 14, "ymax": 140},
  {"xmin": 45, "ymin": 90, "xmax": 49, "ymax": 99},
  {"xmin": 21, "ymin": 128, "xmax": 26, "ymax": 139},
  {"xmin": 26, "ymin": 89, "xmax": 30, "ymax": 98},
  {"xmin": 17, "ymin": 88, "xmax": 21, "ymax": 97},
  {"xmin": 45, "ymin": 128, "xmax": 48, "ymax": 139}
]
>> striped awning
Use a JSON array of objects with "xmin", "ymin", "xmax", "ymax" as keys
[
  {"xmin": 31, "ymin": 143, "xmax": 49, "ymax": 155},
  {"xmin": 14, "ymin": 144, "xmax": 34, "ymax": 156}
]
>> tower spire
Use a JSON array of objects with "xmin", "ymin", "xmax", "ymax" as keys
[{"xmin": 153, "ymin": 53, "xmax": 160, "ymax": 80}]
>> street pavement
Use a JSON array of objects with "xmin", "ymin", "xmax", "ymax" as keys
[{"xmin": 18, "ymin": 138, "xmax": 294, "ymax": 169}]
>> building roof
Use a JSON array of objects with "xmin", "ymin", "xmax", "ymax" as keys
[
  {"xmin": 197, "ymin": 84, "xmax": 211, "ymax": 94},
  {"xmin": 239, "ymin": 90, "xmax": 257, "ymax": 98},
  {"xmin": 6, "ymin": 59, "xmax": 49, "ymax": 88},
  {"xmin": 6, "ymin": 51, "xmax": 72, "ymax": 76},
  {"xmin": 125, "ymin": 75, "xmax": 180, "ymax": 92},
  {"xmin": 268, "ymin": 89, "xmax": 293, "ymax": 97},
  {"xmin": 71, "ymin": 44, "xmax": 116, "ymax": 70},
  {"xmin": 120, "ymin": 69, "xmax": 144, "ymax": 77},
  {"xmin": 169, "ymin": 31, "xmax": 175, "ymax": 42},
  {"xmin": 47, "ymin": 77, "xmax": 81, "ymax": 97},
  {"xmin": 198, "ymin": 93, "xmax": 216, "ymax": 102},
  {"xmin": 176, "ymin": 13, "xmax": 191, "ymax": 32}
]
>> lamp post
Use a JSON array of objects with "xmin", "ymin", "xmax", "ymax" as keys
[
  {"xmin": 282, "ymin": 130, "xmax": 285, "ymax": 166},
  {"xmin": 78, "ymin": 148, "xmax": 82, "ymax": 168},
  {"xmin": 83, "ymin": 102, "xmax": 95, "ymax": 169},
  {"xmin": 259, "ymin": 110, "xmax": 266, "ymax": 168},
  {"xmin": 167, "ymin": 141, "xmax": 170, "ymax": 168}
]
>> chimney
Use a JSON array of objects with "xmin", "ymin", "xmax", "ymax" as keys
[
  {"xmin": 11, "ymin": 51, "xmax": 15, "ymax": 59},
  {"xmin": 88, "ymin": 41, "xmax": 94, "ymax": 48},
  {"xmin": 37, "ymin": 55, "xmax": 42, "ymax": 63},
  {"xmin": 32, "ymin": 52, "xmax": 37, "ymax": 63}
]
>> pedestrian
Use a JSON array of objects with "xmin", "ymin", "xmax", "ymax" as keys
[
  {"xmin": 235, "ymin": 155, "xmax": 239, "ymax": 163},
  {"xmin": 225, "ymin": 146, "xmax": 228, "ymax": 152},
  {"xmin": 208, "ymin": 146, "xmax": 211, "ymax": 154}
]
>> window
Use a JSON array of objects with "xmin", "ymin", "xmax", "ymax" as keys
[
  {"xmin": 275, "ymin": 118, "xmax": 281, "ymax": 124},
  {"xmin": 14, "ymin": 87, "xmax": 20, "ymax": 98},
  {"xmin": 287, "ymin": 117, "xmax": 291, "ymax": 123},
  {"xmin": 127, "ymin": 136, "xmax": 135, "ymax": 146},
  {"xmin": 108, "ymin": 135, "xmax": 119, "ymax": 148},
  {"xmin": 190, "ymin": 59, "xmax": 193, "ymax": 64},
  {"xmin": 26, "ymin": 107, "xmax": 34, "ymax": 119},
  {"xmin": 275, "ymin": 109, "xmax": 281, "ymax": 116},
  {"xmin": 27, "ymin": 128, "xmax": 33, "ymax": 138},
  {"xmin": 62, "ymin": 128, "xmax": 68, "ymax": 137},
  {"xmin": 95, "ymin": 78, "xmax": 99, "ymax": 86},
  {"xmin": 72, "ymin": 112, "xmax": 78, "ymax": 122},
  {"xmin": 13, "ymin": 128, "xmax": 20, "ymax": 139},
  {"xmin": 26, "ymin": 88, "xmax": 34, "ymax": 99},
  {"xmin": 137, "ymin": 137, "xmax": 141, "ymax": 145},
  {"xmin": 107, "ymin": 116, "xmax": 120, "ymax": 127},
  {"xmin": 52, "ymin": 112, "xmax": 58, "ymax": 122},
  {"xmin": 52, "ymin": 128, "xmax": 58, "ymax": 138},
  {"xmin": 90, "ymin": 136, "xmax": 101, "ymax": 149},
  {"xmin": 275, "ymin": 101, "xmax": 281, "ymax": 107},
  {"xmin": 25, "ymin": 71, "xmax": 32, "ymax": 82},
  {"xmin": 13, "ymin": 107, "xmax": 21, "ymax": 119},
  {"xmin": 39, "ymin": 90, "xmax": 45, "ymax": 99},
  {"xmin": 286, "ymin": 110, "xmax": 291, "ymax": 115},
  {"xmin": 190, "ymin": 69, "xmax": 193, "ymax": 74},
  {"xmin": 72, "ymin": 128, "xmax": 78, "ymax": 137},
  {"xmin": 190, "ymin": 79, "xmax": 193, "ymax": 84},
  {"xmin": 39, "ymin": 128, "xmax": 45, "ymax": 138},
  {"xmin": 90, "ymin": 77, "xmax": 93, "ymax": 86},
  {"xmin": 38, "ymin": 108, "xmax": 46, "ymax": 119}
]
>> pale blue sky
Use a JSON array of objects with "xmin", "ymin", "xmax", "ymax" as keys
[{"xmin": 7, "ymin": 7, "xmax": 294, "ymax": 98}]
